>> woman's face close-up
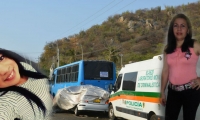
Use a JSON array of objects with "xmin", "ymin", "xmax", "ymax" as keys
[
  {"xmin": 173, "ymin": 18, "xmax": 189, "ymax": 41},
  {"xmin": 0, "ymin": 54, "xmax": 23, "ymax": 88}
]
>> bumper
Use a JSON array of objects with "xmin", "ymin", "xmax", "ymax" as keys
[{"xmin": 77, "ymin": 103, "xmax": 108, "ymax": 112}]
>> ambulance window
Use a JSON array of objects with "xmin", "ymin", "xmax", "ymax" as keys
[
  {"xmin": 115, "ymin": 74, "xmax": 122, "ymax": 91},
  {"xmin": 122, "ymin": 72, "xmax": 137, "ymax": 91}
]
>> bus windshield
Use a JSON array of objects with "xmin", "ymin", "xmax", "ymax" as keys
[{"xmin": 84, "ymin": 61, "xmax": 113, "ymax": 80}]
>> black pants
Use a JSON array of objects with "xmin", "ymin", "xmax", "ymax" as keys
[{"xmin": 165, "ymin": 86, "xmax": 200, "ymax": 120}]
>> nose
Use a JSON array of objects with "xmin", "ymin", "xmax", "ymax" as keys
[
  {"xmin": 0, "ymin": 64, "xmax": 9, "ymax": 76},
  {"xmin": 176, "ymin": 25, "xmax": 184, "ymax": 31}
]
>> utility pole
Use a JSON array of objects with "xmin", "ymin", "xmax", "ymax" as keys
[
  {"xmin": 56, "ymin": 42, "xmax": 59, "ymax": 67},
  {"xmin": 119, "ymin": 54, "xmax": 123, "ymax": 68},
  {"xmin": 77, "ymin": 43, "xmax": 83, "ymax": 60},
  {"xmin": 48, "ymin": 41, "xmax": 59, "ymax": 67},
  {"xmin": 80, "ymin": 44, "xmax": 83, "ymax": 60}
]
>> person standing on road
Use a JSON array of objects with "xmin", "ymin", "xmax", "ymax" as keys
[
  {"xmin": 0, "ymin": 48, "xmax": 53, "ymax": 120},
  {"xmin": 160, "ymin": 13, "xmax": 200, "ymax": 120}
]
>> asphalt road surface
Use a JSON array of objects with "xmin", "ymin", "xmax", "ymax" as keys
[
  {"xmin": 50, "ymin": 109, "xmax": 110, "ymax": 120},
  {"xmin": 50, "ymin": 109, "xmax": 126, "ymax": 120},
  {"xmin": 50, "ymin": 107, "xmax": 200, "ymax": 120}
]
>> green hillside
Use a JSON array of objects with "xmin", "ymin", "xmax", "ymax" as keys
[{"xmin": 39, "ymin": 1, "xmax": 200, "ymax": 75}]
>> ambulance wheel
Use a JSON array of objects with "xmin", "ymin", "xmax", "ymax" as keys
[
  {"xmin": 109, "ymin": 105, "xmax": 117, "ymax": 120},
  {"xmin": 148, "ymin": 112, "xmax": 157, "ymax": 120},
  {"xmin": 74, "ymin": 106, "xmax": 80, "ymax": 116},
  {"xmin": 150, "ymin": 114, "xmax": 157, "ymax": 120}
]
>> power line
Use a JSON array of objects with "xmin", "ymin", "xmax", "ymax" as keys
[
  {"xmin": 19, "ymin": 1, "xmax": 138, "ymax": 56},
  {"xmin": 51, "ymin": 0, "xmax": 137, "ymax": 41},
  {"xmin": 96, "ymin": 0, "xmax": 137, "ymax": 25},
  {"xmin": 68, "ymin": 0, "xmax": 138, "ymax": 36},
  {"xmin": 76, "ymin": 0, "xmax": 124, "ymax": 30},
  {"xmin": 114, "ymin": 0, "xmax": 137, "ymax": 14},
  {"xmin": 50, "ymin": 0, "xmax": 116, "ymax": 40}
]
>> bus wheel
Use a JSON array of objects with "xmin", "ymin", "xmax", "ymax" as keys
[
  {"xmin": 74, "ymin": 106, "xmax": 80, "ymax": 116},
  {"xmin": 109, "ymin": 105, "xmax": 117, "ymax": 120}
]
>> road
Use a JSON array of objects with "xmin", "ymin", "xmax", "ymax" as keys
[
  {"xmin": 50, "ymin": 106, "xmax": 200, "ymax": 120},
  {"xmin": 50, "ymin": 108, "xmax": 110, "ymax": 120}
]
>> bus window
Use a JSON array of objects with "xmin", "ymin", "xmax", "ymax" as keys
[
  {"xmin": 64, "ymin": 74, "xmax": 67, "ymax": 82},
  {"xmin": 65, "ymin": 67, "xmax": 68, "ymax": 82},
  {"xmin": 67, "ymin": 67, "xmax": 71, "ymax": 73},
  {"xmin": 71, "ymin": 66, "xmax": 75, "ymax": 82},
  {"xmin": 71, "ymin": 65, "xmax": 79, "ymax": 82},
  {"xmin": 122, "ymin": 72, "xmax": 138, "ymax": 91},
  {"xmin": 61, "ymin": 68, "xmax": 64, "ymax": 83},
  {"xmin": 84, "ymin": 61, "xmax": 113, "ymax": 80},
  {"xmin": 57, "ymin": 75, "xmax": 60, "ymax": 83},
  {"xmin": 63, "ymin": 68, "xmax": 66, "ymax": 82},
  {"xmin": 75, "ymin": 73, "xmax": 78, "ymax": 82},
  {"xmin": 61, "ymin": 74, "xmax": 64, "ymax": 83},
  {"xmin": 75, "ymin": 65, "xmax": 79, "ymax": 82},
  {"xmin": 67, "ymin": 67, "xmax": 71, "ymax": 82},
  {"xmin": 52, "ymin": 74, "xmax": 55, "ymax": 84},
  {"xmin": 56, "ymin": 75, "xmax": 59, "ymax": 83},
  {"xmin": 72, "ymin": 73, "xmax": 75, "ymax": 82},
  {"xmin": 67, "ymin": 73, "xmax": 71, "ymax": 82},
  {"xmin": 57, "ymin": 69, "xmax": 62, "ymax": 83}
]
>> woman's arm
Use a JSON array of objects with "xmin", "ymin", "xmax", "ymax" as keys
[
  {"xmin": 161, "ymin": 53, "xmax": 169, "ymax": 93},
  {"xmin": 194, "ymin": 40, "xmax": 200, "ymax": 55},
  {"xmin": 192, "ymin": 41, "xmax": 200, "ymax": 90},
  {"xmin": 160, "ymin": 52, "xmax": 169, "ymax": 106}
]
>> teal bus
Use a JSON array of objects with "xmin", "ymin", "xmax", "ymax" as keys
[{"xmin": 50, "ymin": 60, "xmax": 116, "ymax": 97}]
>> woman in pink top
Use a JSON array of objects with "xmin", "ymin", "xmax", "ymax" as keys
[{"xmin": 160, "ymin": 13, "xmax": 200, "ymax": 120}]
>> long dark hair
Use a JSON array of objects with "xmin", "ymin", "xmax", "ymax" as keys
[
  {"xmin": 165, "ymin": 13, "xmax": 195, "ymax": 54},
  {"xmin": 0, "ymin": 48, "xmax": 47, "ymax": 116}
]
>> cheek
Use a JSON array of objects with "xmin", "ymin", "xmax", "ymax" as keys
[
  {"xmin": 13, "ymin": 63, "xmax": 21, "ymax": 77},
  {"xmin": 15, "ymin": 67, "xmax": 21, "ymax": 77},
  {"xmin": 173, "ymin": 28, "xmax": 177, "ymax": 32},
  {"xmin": 183, "ymin": 30, "xmax": 188, "ymax": 36},
  {"xmin": 185, "ymin": 30, "xmax": 188, "ymax": 34}
]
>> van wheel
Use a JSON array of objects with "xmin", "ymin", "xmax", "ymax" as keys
[
  {"xmin": 150, "ymin": 114, "xmax": 157, "ymax": 120},
  {"xmin": 148, "ymin": 112, "xmax": 157, "ymax": 120},
  {"xmin": 109, "ymin": 105, "xmax": 117, "ymax": 120},
  {"xmin": 74, "ymin": 106, "xmax": 80, "ymax": 116}
]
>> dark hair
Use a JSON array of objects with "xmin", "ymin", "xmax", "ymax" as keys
[
  {"xmin": 0, "ymin": 48, "xmax": 47, "ymax": 116},
  {"xmin": 165, "ymin": 13, "xmax": 195, "ymax": 54}
]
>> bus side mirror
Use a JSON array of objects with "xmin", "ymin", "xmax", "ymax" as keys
[{"xmin": 109, "ymin": 84, "xmax": 116, "ymax": 92}]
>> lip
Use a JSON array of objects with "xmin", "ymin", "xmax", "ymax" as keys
[
  {"xmin": 176, "ymin": 33, "xmax": 182, "ymax": 35},
  {"xmin": 4, "ymin": 70, "xmax": 15, "ymax": 82}
]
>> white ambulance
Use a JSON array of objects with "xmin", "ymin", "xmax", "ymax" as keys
[{"xmin": 108, "ymin": 55, "xmax": 200, "ymax": 120}]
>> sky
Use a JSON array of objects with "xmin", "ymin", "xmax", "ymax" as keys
[{"xmin": 0, "ymin": 0, "xmax": 198, "ymax": 62}]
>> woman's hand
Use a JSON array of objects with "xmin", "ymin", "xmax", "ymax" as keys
[
  {"xmin": 160, "ymin": 91, "xmax": 166, "ymax": 106},
  {"xmin": 192, "ymin": 77, "xmax": 200, "ymax": 90}
]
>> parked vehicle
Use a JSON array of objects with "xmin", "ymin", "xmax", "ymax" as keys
[
  {"xmin": 53, "ymin": 85, "xmax": 110, "ymax": 116},
  {"xmin": 50, "ymin": 60, "xmax": 116, "ymax": 115},
  {"xmin": 50, "ymin": 60, "xmax": 116, "ymax": 97},
  {"xmin": 108, "ymin": 55, "xmax": 200, "ymax": 120}
]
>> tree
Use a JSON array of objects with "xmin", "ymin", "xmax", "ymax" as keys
[{"xmin": 101, "ymin": 39, "xmax": 122, "ymax": 63}]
